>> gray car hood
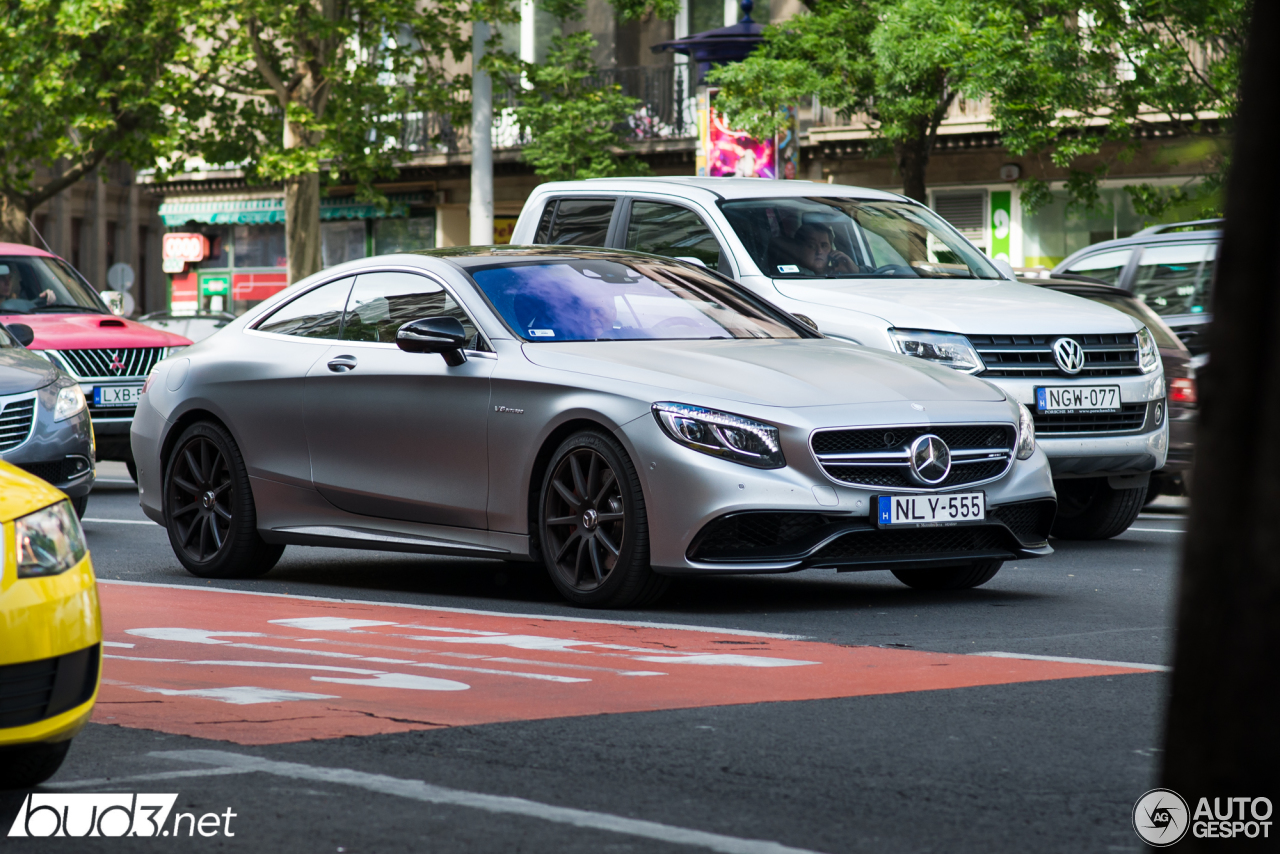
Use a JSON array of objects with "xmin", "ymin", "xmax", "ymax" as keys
[
  {"xmin": 0, "ymin": 347, "xmax": 57, "ymax": 395},
  {"xmin": 775, "ymin": 277, "xmax": 1140, "ymax": 335},
  {"xmin": 521, "ymin": 339, "xmax": 1005, "ymax": 408}
]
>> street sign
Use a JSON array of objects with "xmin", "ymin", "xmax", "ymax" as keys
[{"xmin": 107, "ymin": 262, "xmax": 135, "ymax": 290}]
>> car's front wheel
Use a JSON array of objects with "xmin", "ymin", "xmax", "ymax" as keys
[
  {"xmin": 538, "ymin": 431, "xmax": 668, "ymax": 608},
  {"xmin": 1050, "ymin": 477, "xmax": 1146, "ymax": 540},
  {"xmin": 892, "ymin": 560, "xmax": 1003, "ymax": 590},
  {"xmin": 163, "ymin": 421, "xmax": 284, "ymax": 578},
  {"xmin": 0, "ymin": 740, "xmax": 71, "ymax": 790}
]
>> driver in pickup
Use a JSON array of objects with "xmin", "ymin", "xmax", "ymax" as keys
[
  {"xmin": 772, "ymin": 223, "xmax": 859, "ymax": 276},
  {"xmin": 0, "ymin": 263, "xmax": 56, "ymax": 312}
]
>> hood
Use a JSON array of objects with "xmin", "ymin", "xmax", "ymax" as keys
[
  {"xmin": 0, "ymin": 345, "xmax": 58, "ymax": 394},
  {"xmin": 774, "ymin": 278, "xmax": 1141, "ymax": 335},
  {"xmin": 521, "ymin": 338, "xmax": 1006, "ymax": 408},
  {"xmin": 0, "ymin": 460, "xmax": 65, "ymax": 521},
  {"xmin": 0, "ymin": 312, "xmax": 192, "ymax": 350}
]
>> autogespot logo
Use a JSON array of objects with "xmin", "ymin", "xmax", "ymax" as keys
[
  {"xmin": 1134, "ymin": 789, "xmax": 1191, "ymax": 847},
  {"xmin": 7, "ymin": 793, "xmax": 238, "ymax": 838}
]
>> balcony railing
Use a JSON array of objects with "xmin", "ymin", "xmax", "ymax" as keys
[{"xmin": 400, "ymin": 64, "xmax": 697, "ymax": 157}]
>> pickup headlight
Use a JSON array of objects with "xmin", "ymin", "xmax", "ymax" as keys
[
  {"xmin": 1137, "ymin": 327, "xmax": 1160, "ymax": 373},
  {"xmin": 15, "ymin": 500, "xmax": 87, "ymax": 578},
  {"xmin": 888, "ymin": 329, "xmax": 984, "ymax": 373},
  {"xmin": 1016, "ymin": 403, "xmax": 1036, "ymax": 460},
  {"xmin": 54, "ymin": 384, "xmax": 87, "ymax": 421},
  {"xmin": 653, "ymin": 402, "xmax": 785, "ymax": 469}
]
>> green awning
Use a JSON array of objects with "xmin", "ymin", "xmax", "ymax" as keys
[{"xmin": 160, "ymin": 194, "xmax": 426, "ymax": 226}]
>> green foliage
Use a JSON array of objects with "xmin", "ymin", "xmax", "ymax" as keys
[
  {"xmin": 0, "ymin": 0, "xmax": 198, "ymax": 224},
  {"xmin": 512, "ymin": 31, "xmax": 653, "ymax": 181}
]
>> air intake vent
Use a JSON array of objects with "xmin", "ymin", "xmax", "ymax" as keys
[{"xmin": 0, "ymin": 396, "xmax": 36, "ymax": 452}]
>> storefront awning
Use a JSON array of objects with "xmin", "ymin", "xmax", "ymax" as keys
[{"xmin": 160, "ymin": 194, "xmax": 427, "ymax": 226}]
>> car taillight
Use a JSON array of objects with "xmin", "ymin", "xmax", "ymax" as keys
[{"xmin": 1169, "ymin": 377, "xmax": 1197, "ymax": 404}]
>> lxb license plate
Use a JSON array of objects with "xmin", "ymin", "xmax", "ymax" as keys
[
  {"xmin": 94, "ymin": 384, "xmax": 144, "ymax": 407},
  {"xmin": 1036, "ymin": 384, "xmax": 1121, "ymax": 413},
  {"xmin": 876, "ymin": 492, "xmax": 985, "ymax": 528}
]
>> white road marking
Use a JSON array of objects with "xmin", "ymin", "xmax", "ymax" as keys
[
  {"xmin": 972, "ymin": 652, "xmax": 1169, "ymax": 672},
  {"xmin": 270, "ymin": 617, "xmax": 398, "ymax": 631},
  {"xmin": 104, "ymin": 655, "xmax": 473, "ymax": 692},
  {"xmin": 46, "ymin": 767, "xmax": 258, "ymax": 790},
  {"xmin": 152, "ymin": 750, "xmax": 827, "ymax": 854},
  {"xmin": 98, "ymin": 578, "xmax": 808, "ymax": 639},
  {"xmin": 124, "ymin": 685, "xmax": 341, "ymax": 705},
  {"xmin": 102, "ymin": 641, "xmax": 135, "ymax": 648},
  {"xmin": 83, "ymin": 518, "xmax": 156, "ymax": 525},
  {"xmin": 628, "ymin": 654, "xmax": 817, "ymax": 668},
  {"xmin": 1126, "ymin": 527, "xmax": 1186, "ymax": 534}
]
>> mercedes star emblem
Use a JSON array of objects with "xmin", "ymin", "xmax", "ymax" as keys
[
  {"xmin": 1052, "ymin": 337, "xmax": 1085, "ymax": 375},
  {"xmin": 908, "ymin": 434, "xmax": 952, "ymax": 486}
]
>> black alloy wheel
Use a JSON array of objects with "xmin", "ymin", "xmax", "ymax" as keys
[
  {"xmin": 163, "ymin": 422, "xmax": 284, "ymax": 578},
  {"xmin": 538, "ymin": 431, "xmax": 668, "ymax": 608}
]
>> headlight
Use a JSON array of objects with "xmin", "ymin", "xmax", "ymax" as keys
[
  {"xmin": 54, "ymin": 384, "xmax": 86, "ymax": 421},
  {"xmin": 165, "ymin": 346, "xmax": 188, "ymax": 358},
  {"xmin": 888, "ymin": 329, "xmax": 984, "ymax": 373},
  {"xmin": 15, "ymin": 500, "xmax": 87, "ymax": 578},
  {"xmin": 1016, "ymin": 403, "xmax": 1036, "ymax": 460},
  {"xmin": 1137, "ymin": 327, "xmax": 1160, "ymax": 373},
  {"xmin": 653, "ymin": 402, "xmax": 786, "ymax": 469}
]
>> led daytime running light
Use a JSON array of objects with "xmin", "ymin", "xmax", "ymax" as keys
[{"xmin": 652, "ymin": 402, "xmax": 785, "ymax": 469}]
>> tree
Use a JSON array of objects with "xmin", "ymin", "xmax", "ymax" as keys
[
  {"xmin": 0, "ymin": 0, "xmax": 197, "ymax": 244},
  {"xmin": 189, "ymin": 0, "xmax": 476, "ymax": 283},
  {"xmin": 1161, "ymin": 0, "xmax": 1278, "ymax": 831}
]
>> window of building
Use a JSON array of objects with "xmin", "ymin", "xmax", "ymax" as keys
[
  {"xmin": 372, "ymin": 215, "xmax": 436, "ymax": 254},
  {"xmin": 933, "ymin": 191, "xmax": 987, "ymax": 251},
  {"xmin": 234, "ymin": 224, "xmax": 287, "ymax": 268},
  {"xmin": 1021, "ymin": 189, "xmax": 1146, "ymax": 268},
  {"xmin": 70, "ymin": 217, "xmax": 84, "ymax": 272},
  {"xmin": 322, "ymin": 221, "xmax": 368, "ymax": 267}
]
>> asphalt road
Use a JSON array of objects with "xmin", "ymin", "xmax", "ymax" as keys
[{"xmin": 4, "ymin": 465, "xmax": 1191, "ymax": 852}]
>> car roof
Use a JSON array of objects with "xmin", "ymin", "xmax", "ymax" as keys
[
  {"xmin": 0, "ymin": 242, "xmax": 57, "ymax": 258},
  {"xmin": 419, "ymin": 245, "xmax": 711, "ymax": 272},
  {"xmin": 1053, "ymin": 224, "xmax": 1222, "ymax": 272},
  {"xmin": 529, "ymin": 177, "xmax": 910, "ymax": 204}
]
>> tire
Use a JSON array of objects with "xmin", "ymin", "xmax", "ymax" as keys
[
  {"xmin": 163, "ymin": 421, "xmax": 284, "ymax": 578},
  {"xmin": 125, "ymin": 459, "xmax": 138, "ymax": 483},
  {"xmin": 70, "ymin": 494, "xmax": 88, "ymax": 518},
  {"xmin": 1, "ymin": 740, "xmax": 71, "ymax": 790},
  {"xmin": 892, "ymin": 560, "xmax": 1003, "ymax": 590},
  {"xmin": 1050, "ymin": 477, "xmax": 1147, "ymax": 540},
  {"xmin": 537, "ymin": 430, "xmax": 669, "ymax": 608}
]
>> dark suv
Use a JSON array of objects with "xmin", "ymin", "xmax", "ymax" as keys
[{"xmin": 1053, "ymin": 219, "xmax": 1219, "ymax": 355}]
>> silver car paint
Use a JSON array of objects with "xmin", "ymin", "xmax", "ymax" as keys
[{"xmin": 132, "ymin": 251, "xmax": 1055, "ymax": 574}]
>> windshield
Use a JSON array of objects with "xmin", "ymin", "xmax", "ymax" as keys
[
  {"xmin": 0, "ymin": 256, "xmax": 107, "ymax": 314},
  {"xmin": 468, "ymin": 258, "xmax": 803, "ymax": 342},
  {"xmin": 721, "ymin": 197, "xmax": 1002, "ymax": 280}
]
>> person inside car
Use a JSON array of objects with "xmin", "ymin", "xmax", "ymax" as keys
[
  {"xmin": 772, "ymin": 223, "xmax": 860, "ymax": 276},
  {"xmin": 0, "ymin": 263, "xmax": 56, "ymax": 312}
]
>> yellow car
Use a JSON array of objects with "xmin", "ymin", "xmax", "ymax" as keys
[{"xmin": 0, "ymin": 460, "xmax": 101, "ymax": 789}]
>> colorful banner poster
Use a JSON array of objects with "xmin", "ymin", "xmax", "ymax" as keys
[
  {"xmin": 990, "ymin": 191, "xmax": 1012, "ymax": 263},
  {"xmin": 703, "ymin": 89, "xmax": 777, "ymax": 179}
]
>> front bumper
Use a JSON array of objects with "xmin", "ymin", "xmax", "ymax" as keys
[
  {"xmin": 619, "ymin": 406, "xmax": 1057, "ymax": 575},
  {"xmin": 0, "ymin": 385, "xmax": 96, "ymax": 498},
  {"xmin": 988, "ymin": 375, "xmax": 1168, "ymax": 478},
  {"xmin": 0, "ymin": 552, "xmax": 102, "ymax": 746}
]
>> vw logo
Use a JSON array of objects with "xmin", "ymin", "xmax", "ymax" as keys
[
  {"xmin": 908, "ymin": 434, "xmax": 951, "ymax": 486},
  {"xmin": 1052, "ymin": 337, "xmax": 1085, "ymax": 375},
  {"xmin": 108, "ymin": 351, "xmax": 125, "ymax": 373}
]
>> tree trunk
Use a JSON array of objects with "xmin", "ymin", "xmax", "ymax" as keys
[
  {"xmin": 0, "ymin": 195, "xmax": 29, "ymax": 244},
  {"xmin": 894, "ymin": 138, "xmax": 929, "ymax": 204},
  {"xmin": 285, "ymin": 171, "xmax": 322, "ymax": 284},
  {"xmin": 1161, "ymin": 0, "xmax": 1280, "ymax": 837}
]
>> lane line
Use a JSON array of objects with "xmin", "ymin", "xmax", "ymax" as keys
[
  {"xmin": 152, "ymin": 750, "xmax": 825, "ymax": 854},
  {"xmin": 97, "ymin": 579, "xmax": 808, "ymax": 640},
  {"xmin": 84, "ymin": 518, "xmax": 157, "ymax": 525},
  {"xmin": 1126, "ymin": 527, "xmax": 1186, "ymax": 534},
  {"xmin": 46, "ymin": 767, "xmax": 258, "ymax": 790},
  {"xmin": 973, "ymin": 652, "xmax": 1169, "ymax": 672}
]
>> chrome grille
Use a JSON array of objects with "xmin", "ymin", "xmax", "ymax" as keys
[
  {"xmin": 53, "ymin": 347, "xmax": 165, "ymax": 380},
  {"xmin": 810, "ymin": 423, "xmax": 1016, "ymax": 491},
  {"xmin": 1033, "ymin": 403, "xmax": 1148, "ymax": 434},
  {"xmin": 970, "ymin": 333, "xmax": 1142, "ymax": 378},
  {"xmin": 0, "ymin": 396, "xmax": 36, "ymax": 452}
]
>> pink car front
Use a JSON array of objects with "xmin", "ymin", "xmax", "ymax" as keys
[{"xmin": 0, "ymin": 243, "xmax": 191, "ymax": 477}]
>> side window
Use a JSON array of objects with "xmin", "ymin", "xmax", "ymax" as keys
[
  {"xmin": 256, "ymin": 277, "xmax": 354, "ymax": 338},
  {"xmin": 543, "ymin": 198, "xmax": 615, "ymax": 245},
  {"xmin": 533, "ymin": 202, "xmax": 556, "ymax": 243},
  {"xmin": 625, "ymin": 201, "xmax": 724, "ymax": 271},
  {"xmin": 342, "ymin": 271, "xmax": 482, "ymax": 347},
  {"xmin": 1064, "ymin": 248, "xmax": 1133, "ymax": 286},
  {"xmin": 1130, "ymin": 243, "xmax": 1215, "ymax": 316}
]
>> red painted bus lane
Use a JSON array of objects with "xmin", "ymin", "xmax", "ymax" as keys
[{"xmin": 93, "ymin": 581, "xmax": 1151, "ymax": 745}]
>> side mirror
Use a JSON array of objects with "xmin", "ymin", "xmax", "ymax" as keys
[
  {"xmin": 396, "ymin": 316, "xmax": 469, "ymax": 366},
  {"xmin": 5, "ymin": 323, "xmax": 34, "ymax": 347}
]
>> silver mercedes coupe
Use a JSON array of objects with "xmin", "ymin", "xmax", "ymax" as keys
[{"xmin": 131, "ymin": 248, "xmax": 1056, "ymax": 608}]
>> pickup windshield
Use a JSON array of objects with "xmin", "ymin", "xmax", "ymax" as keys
[
  {"xmin": 720, "ymin": 198, "xmax": 1003, "ymax": 280},
  {"xmin": 0, "ymin": 256, "xmax": 108, "ymax": 314}
]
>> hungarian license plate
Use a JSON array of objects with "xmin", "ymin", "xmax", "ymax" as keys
[
  {"xmin": 1036, "ymin": 384, "xmax": 1121, "ymax": 413},
  {"xmin": 94, "ymin": 384, "xmax": 143, "ymax": 407},
  {"xmin": 875, "ymin": 492, "xmax": 985, "ymax": 528}
]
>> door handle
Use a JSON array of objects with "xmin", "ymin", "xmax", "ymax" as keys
[{"xmin": 327, "ymin": 355, "xmax": 358, "ymax": 373}]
